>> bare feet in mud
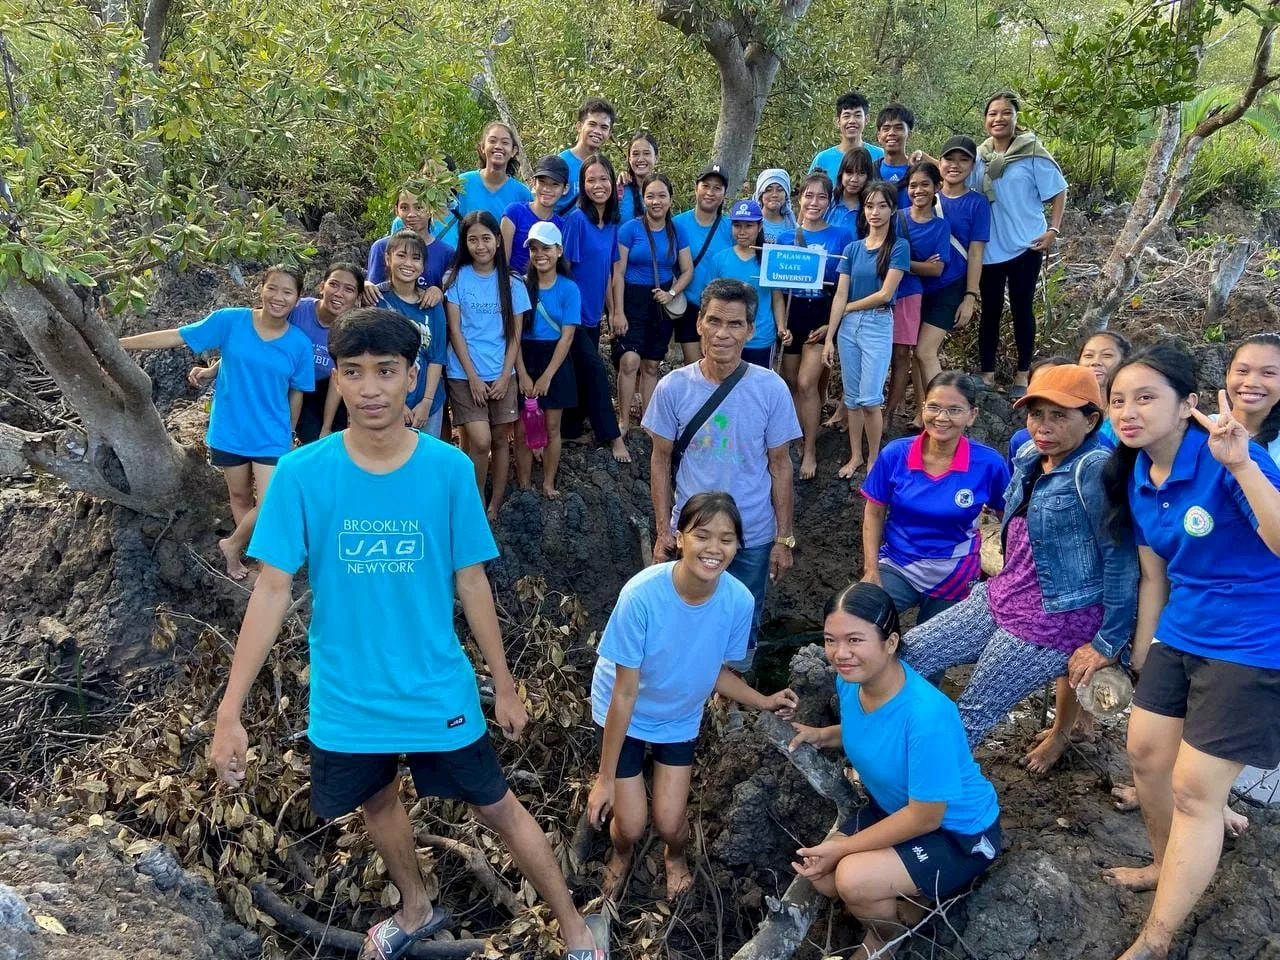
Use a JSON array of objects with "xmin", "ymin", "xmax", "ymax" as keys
[
  {"xmin": 218, "ymin": 538, "xmax": 248, "ymax": 580},
  {"xmin": 1109, "ymin": 784, "xmax": 1248, "ymax": 836},
  {"xmin": 1111, "ymin": 784, "xmax": 1140, "ymax": 812},
  {"xmin": 1022, "ymin": 728, "xmax": 1070, "ymax": 773},
  {"xmin": 799, "ymin": 455, "xmax": 817, "ymax": 480},
  {"xmin": 611, "ymin": 438, "xmax": 632, "ymax": 463},
  {"xmin": 1102, "ymin": 863, "xmax": 1160, "ymax": 892},
  {"xmin": 664, "ymin": 850, "xmax": 693, "ymax": 900},
  {"xmin": 1115, "ymin": 936, "xmax": 1170, "ymax": 960},
  {"xmin": 837, "ymin": 458, "xmax": 863, "ymax": 480},
  {"xmin": 601, "ymin": 851, "xmax": 630, "ymax": 901}
]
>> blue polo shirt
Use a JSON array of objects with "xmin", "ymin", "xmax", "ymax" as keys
[
  {"xmin": 809, "ymin": 142, "xmax": 886, "ymax": 183},
  {"xmin": 778, "ymin": 225, "xmax": 854, "ymax": 299},
  {"xmin": 862, "ymin": 435, "xmax": 1010, "ymax": 599},
  {"xmin": 897, "ymin": 213, "xmax": 952, "ymax": 298},
  {"xmin": 561, "ymin": 208, "xmax": 619, "ymax": 328},
  {"xmin": 937, "ymin": 190, "xmax": 991, "ymax": 289},
  {"xmin": 1130, "ymin": 427, "xmax": 1280, "ymax": 669},
  {"xmin": 673, "ymin": 209, "xmax": 733, "ymax": 306}
]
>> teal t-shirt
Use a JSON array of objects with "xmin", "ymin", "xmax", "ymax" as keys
[
  {"xmin": 673, "ymin": 209, "xmax": 733, "ymax": 305},
  {"xmin": 708, "ymin": 247, "xmax": 776, "ymax": 349},
  {"xmin": 248, "ymin": 433, "xmax": 499, "ymax": 753},
  {"xmin": 525, "ymin": 274, "xmax": 582, "ymax": 341}
]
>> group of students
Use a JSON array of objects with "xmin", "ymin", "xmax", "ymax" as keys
[{"xmin": 118, "ymin": 93, "xmax": 1280, "ymax": 960}]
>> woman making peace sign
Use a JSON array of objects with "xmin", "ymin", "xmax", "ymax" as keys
[{"xmin": 1101, "ymin": 343, "xmax": 1280, "ymax": 960}]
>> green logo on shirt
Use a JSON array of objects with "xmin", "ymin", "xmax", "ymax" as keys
[{"xmin": 1183, "ymin": 506, "xmax": 1213, "ymax": 537}]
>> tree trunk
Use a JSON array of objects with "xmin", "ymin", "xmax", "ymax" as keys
[
  {"xmin": 652, "ymin": 0, "xmax": 816, "ymax": 191},
  {"xmin": 1204, "ymin": 237, "xmax": 1256, "ymax": 324},
  {"xmin": 0, "ymin": 277, "xmax": 207, "ymax": 514}
]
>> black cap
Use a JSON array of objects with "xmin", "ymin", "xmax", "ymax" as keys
[
  {"xmin": 695, "ymin": 162, "xmax": 729, "ymax": 186},
  {"xmin": 532, "ymin": 155, "xmax": 570, "ymax": 184},
  {"xmin": 939, "ymin": 135, "xmax": 977, "ymax": 160}
]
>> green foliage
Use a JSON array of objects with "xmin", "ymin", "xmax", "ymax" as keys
[{"xmin": 1182, "ymin": 129, "xmax": 1280, "ymax": 211}]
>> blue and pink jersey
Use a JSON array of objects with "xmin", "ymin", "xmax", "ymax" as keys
[{"xmin": 862, "ymin": 435, "xmax": 1011, "ymax": 600}]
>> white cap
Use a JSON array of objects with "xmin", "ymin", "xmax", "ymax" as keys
[{"xmin": 524, "ymin": 221, "xmax": 563, "ymax": 248}]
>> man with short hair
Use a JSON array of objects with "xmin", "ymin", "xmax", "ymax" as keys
[
  {"xmin": 210, "ymin": 308, "xmax": 601, "ymax": 960},
  {"xmin": 809, "ymin": 90, "xmax": 886, "ymax": 183},
  {"xmin": 643, "ymin": 279, "xmax": 802, "ymax": 671},
  {"xmin": 557, "ymin": 97, "xmax": 616, "ymax": 215},
  {"xmin": 672, "ymin": 164, "xmax": 734, "ymax": 364},
  {"xmin": 874, "ymin": 103, "xmax": 916, "ymax": 209}
]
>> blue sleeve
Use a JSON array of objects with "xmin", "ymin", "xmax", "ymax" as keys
[
  {"xmin": 1226, "ymin": 445, "xmax": 1280, "ymax": 529},
  {"xmin": 641, "ymin": 378, "xmax": 679, "ymax": 442},
  {"xmin": 562, "ymin": 213, "xmax": 583, "ymax": 264},
  {"xmin": 618, "ymin": 220, "xmax": 637, "ymax": 252},
  {"xmin": 449, "ymin": 451, "xmax": 499, "ymax": 569},
  {"xmin": 561, "ymin": 280, "xmax": 581, "ymax": 326},
  {"xmin": 445, "ymin": 270, "xmax": 464, "ymax": 306},
  {"xmin": 427, "ymin": 306, "xmax": 447, "ymax": 365},
  {"xmin": 763, "ymin": 377, "xmax": 802, "ymax": 447},
  {"xmin": 597, "ymin": 582, "xmax": 649, "ymax": 669},
  {"xmin": 987, "ymin": 455, "xmax": 1012, "ymax": 512},
  {"xmin": 178, "ymin": 308, "xmax": 233, "ymax": 355},
  {"xmin": 674, "ymin": 221, "xmax": 691, "ymax": 253},
  {"xmin": 905, "ymin": 702, "xmax": 964, "ymax": 804},
  {"xmin": 246, "ymin": 459, "xmax": 307, "ymax": 574},
  {"xmin": 837, "ymin": 242, "xmax": 856, "ymax": 276},
  {"xmin": 423, "ymin": 243, "xmax": 453, "ymax": 287},
  {"xmin": 807, "ymin": 152, "xmax": 821, "ymax": 174},
  {"xmin": 724, "ymin": 588, "xmax": 751, "ymax": 662},
  {"xmin": 501, "ymin": 202, "xmax": 522, "ymax": 223},
  {"xmin": 1034, "ymin": 158, "xmax": 1069, "ymax": 200},
  {"xmin": 972, "ymin": 195, "xmax": 992, "ymax": 244},
  {"xmin": 509, "ymin": 276, "xmax": 532, "ymax": 315},
  {"xmin": 889, "ymin": 237, "xmax": 911, "ymax": 273},
  {"xmin": 367, "ymin": 237, "xmax": 387, "ymax": 285},
  {"xmin": 932, "ymin": 222, "xmax": 951, "ymax": 264},
  {"xmin": 861, "ymin": 446, "xmax": 895, "ymax": 504},
  {"xmin": 289, "ymin": 335, "xmax": 315, "ymax": 392}
]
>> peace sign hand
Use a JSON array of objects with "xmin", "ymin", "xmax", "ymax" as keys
[{"xmin": 1189, "ymin": 390, "xmax": 1252, "ymax": 470}]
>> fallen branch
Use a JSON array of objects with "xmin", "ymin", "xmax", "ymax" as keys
[
  {"xmin": 251, "ymin": 884, "xmax": 485, "ymax": 958},
  {"xmin": 418, "ymin": 835, "xmax": 522, "ymax": 915},
  {"xmin": 0, "ymin": 675, "xmax": 112, "ymax": 703},
  {"xmin": 728, "ymin": 869, "xmax": 825, "ymax": 960},
  {"xmin": 755, "ymin": 711, "xmax": 861, "ymax": 826}
]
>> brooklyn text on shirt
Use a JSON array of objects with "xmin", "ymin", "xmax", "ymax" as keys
[{"xmin": 339, "ymin": 518, "xmax": 424, "ymax": 573}]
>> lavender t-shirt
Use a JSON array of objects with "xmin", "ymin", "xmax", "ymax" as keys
[{"xmin": 643, "ymin": 362, "xmax": 801, "ymax": 549}]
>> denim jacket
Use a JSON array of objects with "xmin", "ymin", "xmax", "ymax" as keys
[{"xmin": 1003, "ymin": 433, "xmax": 1138, "ymax": 657}]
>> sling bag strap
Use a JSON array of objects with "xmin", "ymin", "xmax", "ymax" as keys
[
  {"xmin": 642, "ymin": 217, "xmax": 668, "ymax": 292},
  {"xmin": 670, "ymin": 361, "xmax": 748, "ymax": 490},
  {"xmin": 690, "ymin": 211, "xmax": 723, "ymax": 269},
  {"xmin": 534, "ymin": 300, "xmax": 561, "ymax": 335},
  {"xmin": 933, "ymin": 197, "xmax": 970, "ymax": 259}
]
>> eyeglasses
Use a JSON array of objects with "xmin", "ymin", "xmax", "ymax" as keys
[{"xmin": 923, "ymin": 404, "xmax": 970, "ymax": 419}]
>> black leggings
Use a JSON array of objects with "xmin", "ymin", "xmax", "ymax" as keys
[
  {"xmin": 979, "ymin": 247, "xmax": 1043, "ymax": 374},
  {"xmin": 560, "ymin": 324, "xmax": 622, "ymax": 443}
]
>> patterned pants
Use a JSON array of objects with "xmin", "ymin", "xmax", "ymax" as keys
[{"xmin": 900, "ymin": 584, "xmax": 1070, "ymax": 746}]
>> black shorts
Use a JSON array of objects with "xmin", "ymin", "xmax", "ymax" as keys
[
  {"xmin": 782, "ymin": 293, "xmax": 832, "ymax": 355},
  {"xmin": 519, "ymin": 338, "xmax": 577, "ymax": 410},
  {"xmin": 614, "ymin": 284, "xmax": 674, "ymax": 364},
  {"xmin": 673, "ymin": 301, "xmax": 701, "ymax": 344},
  {"xmin": 921, "ymin": 280, "xmax": 966, "ymax": 333},
  {"xmin": 309, "ymin": 733, "xmax": 511, "ymax": 817},
  {"xmin": 742, "ymin": 344, "xmax": 775, "ymax": 370},
  {"xmin": 1133, "ymin": 642, "xmax": 1280, "ymax": 768},
  {"xmin": 209, "ymin": 447, "xmax": 280, "ymax": 468},
  {"xmin": 595, "ymin": 725, "xmax": 698, "ymax": 780},
  {"xmin": 839, "ymin": 800, "xmax": 1001, "ymax": 899}
]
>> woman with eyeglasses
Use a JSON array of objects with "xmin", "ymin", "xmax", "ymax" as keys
[{"xmin": 860, "ymin": 372, "xmax": 1010, "ymax": 625}]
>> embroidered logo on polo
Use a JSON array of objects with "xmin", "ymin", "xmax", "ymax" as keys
[
  {"xmin": 954, "ymin": 489, "xmax": 975, "ymax": 508},
  {"xmin": 1182, "ymin": 506, "xmax": 1214, "ymax": 537}
]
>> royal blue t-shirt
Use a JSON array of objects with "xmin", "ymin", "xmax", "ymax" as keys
[
  {"xmin": 376, "ymin": 285, "xmax": 446, "ymax": 416},
  {"xmin": 896, "ymin": 213, "xmax": 952, "ymax": 298},
  {"xmin": 248, "ymin": 433, "xmax": 498, "ymax": 752},
  {"xmin": 590, "ymin": 562, "xmax": 751, "ymax": 743},
  {"xmin": 936, "ymin": 190, "xmax": 991, "ymax": 289},
  {"xmin": 673, "ymin": 210, "xmax": 733, "ymax": 306},
  {"xmin": 287, "ymin": 298, "xmax": 334, "ymax": 383},
  {"xmin": 838, "ymin": 236, "xmax": 911, "ymax": 304},
  {"xmin": 525, "ymin": 274, "xmax": 581, "ymax": 341},
  {"xmin": 837, "ymin": 664, "xmax": 1000, "ymax": 835},
  {"xmin": 502, "ymin": 204, "xmax": 565, "ymax": 274},
  {"xmin": 562, "ymin": 208, "xmax": 619, "ymax": 328},
  {"xmin": 618, "ymin": 218, "xmax": 690, "ymax": 287},
  {"xmin": 709, "ymin": 247, "xmax": 776, "ymax": 350},
  {"xmin": 431, "ymin": 170, "xmax": 532, "ymax": 247},
  {"xmin": 862, "ymin": 435, "xmax": 1010, "ymax": 599},
  {"xmin": 444, "ymin": 265, "xmax": 533, "ymax": 381},
  {"xmin": 875, "ymin": 159, "xmax": 912, "ymax": 209},
  {"xmin": 778, "ymin": 224, "xmax": 854, "ymax": 299},
  {"xmin": 179, "ymin": 308, "xmax": 314, "ymax": 458},
  {"xmin": 809, "ymin": 142, "xmax": 886, "ymax": 183},
  {"xmin": 366, "ymin": 236, "xmax": 454, "ymax": 288},
  {"xmin": 617, "ymin": 183, "xmax": 644, "ymax": 223},
  {"xmin": 1129, "ymin": 427, "xmax": 1280, "ymax": 669},
  {"xmin": 556, "ymin": 148, "xmax": 587, "ymax": 215}
]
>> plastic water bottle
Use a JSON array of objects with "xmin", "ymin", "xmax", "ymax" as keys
[{"xmin": 521, "ymin": 397, "xmax": 548, "ymax": 450}]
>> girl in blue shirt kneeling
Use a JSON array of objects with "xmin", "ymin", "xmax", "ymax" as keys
[
  {"xmin": 791, "ymin": 583, "xmax": 1001, "ymax": 957},
  {"xmin": 1102, "ymin": 344, "xmax": 1280, "ymax": 960},
  {"xmin": 588, "ymin": 493, "xmax": 797, "ymax": 902}
]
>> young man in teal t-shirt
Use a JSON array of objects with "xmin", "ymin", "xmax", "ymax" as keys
[
  {"xmin": 808, "ymin": 90, "xmax": 886, "ymax": 183},
  {"xmin": 210, "ymin": 308, "xmax": 601, "ymax": 960}
]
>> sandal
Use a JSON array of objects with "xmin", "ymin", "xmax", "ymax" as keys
[
  {"xmin": 564, "ymin": 912, "xmax": 609, "ymax": 960},
  {"xmin": 360, "ymin": 908, "xmax": 452, "ymax": 960}
]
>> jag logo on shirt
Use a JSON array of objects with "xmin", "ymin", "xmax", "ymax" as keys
[{"xmin": 338, "ymin": 518, "xmax": 424, "ymax": 573}]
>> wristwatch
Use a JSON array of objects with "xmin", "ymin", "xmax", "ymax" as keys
[{"xmin": 774, "ymin": 535, "xmax": 796, "ymax": 549}]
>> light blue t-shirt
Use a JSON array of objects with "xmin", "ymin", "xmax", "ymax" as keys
[
  {"xmin": 179, "ymin": 307, "xmax": 314, "ymax": 458},
  {"xmin": 590, "ymin": 562, "xmax": 751, "ymax": 743},
  {"xmin": 562, "ymin": 208, "xmax": 620, "ymax": 328},
  {"xmin": 525, "ymin": 274, "xmax": 581, "ymax": 341},
  {"xmin": 557, "ymin": 148, "xmax": 586, "ymax": 215},
  {"xmin": 643, "ymin": 362, "xmax": 802, "ymax": 548},
  {"xmin": 709, "ymin": 247, "xmax": 776, "ymax": 350},
  {"xmin": 444, "ymin": 265, "xmax": 532, "ymax": 381},
  {"xmin": 287, "ymin": 298, "xmax": 334, "ymax": 382},
  {"xmin": 838, "ymin": 236, "xmax": 911, "ymax": 304},
  {"xmin": 809, "ymin": 142, "xmax": 886, "ymax": 183},
  {"xmin": 837, "ymin": 664, "xmax": 1000, "ymax": 835},
  {"xmin": 973, "ymin": 155, "xmax": 1068, "ymax": 265},
  {"xmin": 376, "ymin": 286, "xmax": 445, "ymax": 416},
  {"xmin": 431, "ymin": 170, "xmax": 533, "ymax": 247},
  {"xmin": 248, "ymin": 433, "xmax": 499, "ymax": 753},
  {"xmin": 672, "ymin": 209, "xmax": 734, "ymax": 306}
]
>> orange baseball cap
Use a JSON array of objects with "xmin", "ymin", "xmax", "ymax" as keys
[{"xmin": 1013, "ymin": 363, "xmax": 1103, "ymax": 409}]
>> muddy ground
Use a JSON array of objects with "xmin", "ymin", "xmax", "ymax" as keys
[{"xmin": 1, "ymin": 206, "xmax": 1279, "ymax": 958}]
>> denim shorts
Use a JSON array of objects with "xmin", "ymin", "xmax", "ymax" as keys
[{"xmin": 836, "ymin": 307, "xmax": 894, "ymax": 408}]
